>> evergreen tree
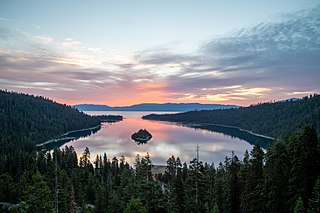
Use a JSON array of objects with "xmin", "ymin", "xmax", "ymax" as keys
[
  {"xmin": 265, "ymin": 140, "xmax": 290, "ymax": 212},
  {"xmin": 288, "ymin": 126, "xmax": 320, "ymax": 209},
  {"xmin": 22, "ymin": 171, "xmax": 53, "ymax": 213},
  {"xmin": 124, "ymin": 198, "xmax": 147, "ymax": 213},
  {"xmin": 94, "ymin": 184, "xmax": 108, "ymax": 213},
  {"xmin": 294, "ymin": 196, "xmax": 306, "ymax": 213},
  {"xmin": 80, "ymin": 147, "xmax": 91, "ymax": 168},
  {"xmin": 0, "ymin": 173, "xmax": 17, "ymax": 203},
  {"xmin": 171, "ymin": 167, "xmax": 185, "ymax": 213},
  {"xmin": 247, "ymin": 144, "xmax": 266, "ymax": 213},
  {"xmin": 166, "ymin": 155, "xmax": 177, "ymax": 183},
  {"xmin": 226, "ymin": 152, "xmax": 241, "ymax": 213},
  {"xmin": 308, "ymin": 177, "xmax": 320, "ymax": 213}
]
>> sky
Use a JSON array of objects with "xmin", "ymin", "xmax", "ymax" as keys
[{"xmin": 0, "ymin": 0, "xmax": 319, "ymax": 106}]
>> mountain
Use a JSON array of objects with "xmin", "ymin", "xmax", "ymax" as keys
[
  {"xmin": 0, "ymin": 90, "xmax": 100, "ymax": 148},
  {"xmin": 73, "ymin": 103, "xmax": 239, "ymax": 112},
  {"xmin": 143, "ymin": 94, "xmax": 320, "ymax": 138}
]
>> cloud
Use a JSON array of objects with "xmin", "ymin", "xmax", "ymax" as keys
[
  {"xmin": 202, "ymin": 6, "xmax": 320, "ymax": 72},
  {"xmin": 0, "ymin": 6, "xmax": 319, "ymax": 105},
  {"xmin": 131, "ymin": 5, "xmax": 320, "ymax": 104},
  {"xmin": 33, "ymin": 35, "xmax": 54, "ymax": 43}
]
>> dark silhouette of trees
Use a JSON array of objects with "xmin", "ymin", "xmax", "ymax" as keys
[
  {"xmin": 1, "ymin": 90, "xmax": 319, "ymax": 212},
  {"xmin": 143, "ymin": 94, "xmax": 320, "ymax": 139}
]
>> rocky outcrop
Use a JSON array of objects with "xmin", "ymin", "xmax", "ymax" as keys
[{"xmin": 131, "ymin": 129, "xmax": 152, "ymax": 144}]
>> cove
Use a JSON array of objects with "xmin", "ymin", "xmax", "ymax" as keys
[{"xmin": 60, "ymin": 111, "xmax": 272, "ymax": 166}]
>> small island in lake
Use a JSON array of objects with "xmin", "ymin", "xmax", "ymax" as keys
[
  {"xmin": 93, "ymin": 115, "xmax": 123, "ymax": 123},
  {"xmin": 131, "ymin": 129, "xmax": 152, "ymax": 144}
]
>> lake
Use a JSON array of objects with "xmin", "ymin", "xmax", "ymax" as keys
[{"xmin": 62, "ymin": 111, "xmax": 264, "ymax": 166}]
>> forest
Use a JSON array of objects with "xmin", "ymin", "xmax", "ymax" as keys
[
  {"xmin": 0, "ymin": 90, "xmax": 100, "ymax": 152},
  {"xmin": 143, "ymin": 94, "xmax": 320, "ymax": 139},
  {"xmin": 93, "ymin": 115, "xmax": 123, "ymax": 123},
  {"xmin": 1, "ymin": 91, "xmax": 320, "ymax": 212},
  {"xmin": 0, "ymin": 127, "xmax": 319, "ymax": 213}
]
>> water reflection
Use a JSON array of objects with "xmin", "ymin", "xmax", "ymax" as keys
[
  {"xmin": 63, "ymin": 111, "xmax": 255, "ymax": 166},
  {"xmin": 36, "ymin": 125, "xmax": 101, "ymax": 151},
  {"xmin": 176, "ymin": 123, "xmax": 272, "ymax": 148}
]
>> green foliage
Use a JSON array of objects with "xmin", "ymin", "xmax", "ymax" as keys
[
  {"xmin": 288, "ymin": 126, "xmax": 320, "ymax": 209},
  {"xmin": 0, "ymin": 90, "xmax": 100, "ymax": 148},
  {"xmin": 144, "ymin": 94, "xmax": 320, "ymax": 139},
  {"xmin": 124, "ymin": 198, "xmax": 147, "ymax": 213},
  {"xmin": 1, "ymin": 90, "xmax": 319, "ymax": 212},
  {"xmin": 308, "ymin": 177, "xmax": 320, "ymax": 213},
  {"xmin": 0, "ymin": 173, "xmax": 17, "ymax": 203},
  {"xmin": 22, "ymin": 171, "xmax": 53, "ymax": 213},
  {"xmin": 0, "ymin": 127, "xmax": 319, "ymax": 212},
  {"xmin": 265, "ymin": 140, "xmax": 290, "ymax": 212},
  {"xmin": 294, "ymin": 196, "xmax": 306, "ymax": 213}
]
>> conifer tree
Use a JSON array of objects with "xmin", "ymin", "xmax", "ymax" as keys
[
  {"xmin": 308, "ymin": 177, "xmax": 320, "ymax": 213},
  {"xmin": 265, "ymin": 140, "xmax": 290, "ymax": 212},
  {"xmin": 288, "ymin": 126, "xmax": 320, "ymax": 208}
]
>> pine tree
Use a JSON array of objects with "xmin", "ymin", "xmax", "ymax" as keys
[
  {"xmin": 80, "ymin": 147, "xmax": 91, "ymax": 168},
  {"xmin": 308, "ymin": 177, "xmax": 320, "ymax": 213},
  {"xmin": 23, "ymin": 171, "xmax": 53, "ymax": 213},
  {"xmin": 294, "ymin": 196, "xmax": 306, "ymax": 213},
  {"xmin": 227, "ymin": 152, "xmax": 241, "ymax": 213},
  {"xmin": 70, "ymin": 185, "xmax": 77, "ymax": 213},
  {"xmin": 265, "ymin": 140, "xmax": 290, "ymax": 212},
  {"xmin": 288, "ymin": 126, "xmax": 320, "ymax": 208},
  {"xmin": 0, "ymin": 173, "xmax": 17, "ymax": 203},
  {"xmin": 124, "ymin": 198, "xmax": 147, "ymax": 213},
  {"xmin": 247, "ymin": 144, "xmax": 266, "ymax": 213},
  {"xmin": 171, "ymin": 167, "xmax": 185, "ymax": 212},
  {"xmin": 166, "ymin": 155, "xmax": 177, "ymax": 183}
]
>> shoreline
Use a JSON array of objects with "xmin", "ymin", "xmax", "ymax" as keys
[
  {"xmin": 149, "ymin": 119, "xmax": 275, "ymax": 140},
  {"xmin": 36, "ymin": 124, "xmax": 101, "ymax": 147},
  {"xmin": 61, "ymin": 125, "xmax": 101, "ymax": 136},
  {"xmin": 186, "ymin": 122, "xmax": 275, "ymax": 140}
]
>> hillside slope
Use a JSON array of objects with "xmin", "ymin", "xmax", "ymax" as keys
[
  {"xmin": 0, "ymin": 90, "xmax": 100, "ymax": 149},
  {"xmin": 143, "ymin": 94, "xmax": 320, "ymax": 138}
]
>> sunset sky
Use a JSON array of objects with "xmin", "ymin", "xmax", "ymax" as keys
[{"xmin": 0, "ymin": 0, "xmax": 319, "ymax": 106}]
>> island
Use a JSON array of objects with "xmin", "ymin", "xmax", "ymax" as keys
[
  {"xmin": 131, "ymin": 129, "xmax": 153, "ymax": 144},
  {"xmin": 92, "ymin": 115, "xmax": 123, "ymax": 123}
]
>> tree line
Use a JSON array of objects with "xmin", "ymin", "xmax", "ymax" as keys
[
  {"xmin": 0, "ymin": 90, "xmax": 100, "ymax": 152},
  {"xmin": 1, "ymin": 90, "xmax": 320, "ymax": 212},
  {"xmin": 143, "ymin": 94, "xmax": 320, "ymax": 139},
  {"xmin": 1, "ymin": 126, "xmax": 319, "ymax": 212}
]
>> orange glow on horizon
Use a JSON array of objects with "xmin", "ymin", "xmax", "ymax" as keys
[
  {"xmin": 19, "ymin": 83, "xmax": 307, "ymax": 108},
  {"xmin": 55, "ymin": 95, "xmax": 253, "ymax": 107}
]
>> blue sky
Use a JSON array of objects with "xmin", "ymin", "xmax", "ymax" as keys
[{"xmin": 0, "ymin": 0, "xmax": 319, "ymax": 105}]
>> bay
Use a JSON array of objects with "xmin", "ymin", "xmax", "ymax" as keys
[{"xmin": 63, "ymin": 111, "xmax": 258, "ymax": 165}]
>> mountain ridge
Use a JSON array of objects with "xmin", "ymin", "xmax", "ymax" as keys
[
  {"xmin": 73, "ymin": 103, "xmax": 239, "ymax": 112},
  {"xmin": 143, "ymin": 94, "xmax": 320, "ymax": 138}
]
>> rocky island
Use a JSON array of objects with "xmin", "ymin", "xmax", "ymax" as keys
[{"xmin": 131, "ymin": 129, "xmax": 152, "ymax": 144}]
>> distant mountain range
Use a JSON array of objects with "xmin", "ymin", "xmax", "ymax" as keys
[
  {"xmin": 143, "ymin": 95, "xmax": 319, "ymax": 139},
  {"xmin": 73, "ymin": 103, "xmax": 239, "ymax": 112}
]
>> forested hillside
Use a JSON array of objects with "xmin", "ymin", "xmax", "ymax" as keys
[
  {"xmin": 143, "ymin": 94, "xmax": 320, "ymax": 138},
  {"xmin": 0, "ymin": 91, "xmax": 319, "ymax": 212},
  {"xmin": 0, "ymin": 90, "xmax": 100, "ymax": 150},
  {"xmin": 1, "ymin": 126, "xmax": 319, "ymax": 212}
]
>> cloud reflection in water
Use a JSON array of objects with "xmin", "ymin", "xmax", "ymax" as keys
[{"xmin": 64, "ymin": 112, "xmax": 253, "ymax": 166}]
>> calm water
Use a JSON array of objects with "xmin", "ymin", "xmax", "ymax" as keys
[{"xmin": 63, "ymin": 111, "xmax": 254, "ymax": 166}]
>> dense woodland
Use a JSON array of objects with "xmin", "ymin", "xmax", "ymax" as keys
[
  {"xmin": 0, "ymin": 90, "xmax": 100, "ymax": 151},
  {"xmin": 143, "ymin": 94, "xmax": 320, "ymax": 138},
  {"xmin": 1, "ymin": 127, "xmax": 319, "ymax": 213},
  {"xmin": 93, "ymin": 115, "xmax": 123, "ymax": 122},
  {"xmin": 1, "ymin": 91, "xmax": 320, "ymax": 212}
]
